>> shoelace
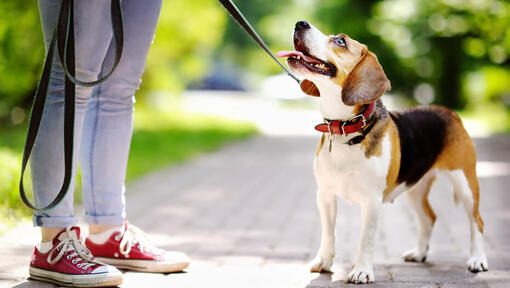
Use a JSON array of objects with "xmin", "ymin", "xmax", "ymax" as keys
[
  {"xmin": 47, "ymin": 226, "xmax": 98, "ymax": 270},
  {"xmin": 116, "ymin": 223, "xmax": 163, "ymax": 257}
]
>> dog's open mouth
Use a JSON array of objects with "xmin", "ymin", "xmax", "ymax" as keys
[{"xmin": 277, "ymin": 50, "xmax": 336, "ymax": 76}]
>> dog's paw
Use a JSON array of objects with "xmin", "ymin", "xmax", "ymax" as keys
[
  {"xmin": 347, "ymin": 265, "xmax": 374, "ymax": 284},
  {"xmin": 467, "ymin": 255, "xmax": 488, "ymax": 273},
  {"xmin": 309, "ymin": 256, "xmax": 333, "ymax": 273},
  {"xmin": 403, "ymin": 249, "xmax": 427, "ymax": 263}
]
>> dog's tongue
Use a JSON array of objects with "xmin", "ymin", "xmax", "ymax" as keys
[{"xmin": 276, "ymin": 50, "xmax": 322, "ymax": 64}]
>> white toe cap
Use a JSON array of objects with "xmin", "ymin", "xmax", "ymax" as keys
[{"xmin": 92, "ymin": 264, "xmax": 122, "ymax": 275}]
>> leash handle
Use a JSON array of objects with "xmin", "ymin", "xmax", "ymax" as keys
[
  {"xmin": 19, "ymin": 0, "xmax": 124, "ymax": 211},
  {"xmin": 218, "ymin": 0, "xmax": 301, "ymax": 84}
]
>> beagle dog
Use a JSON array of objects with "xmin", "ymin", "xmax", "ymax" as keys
[{"xmin": 277, "ymin": 21, "xmax": 488, "ymax": 284}]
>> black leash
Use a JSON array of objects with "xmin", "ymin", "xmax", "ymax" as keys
[
  {"xmin": 20, "ymin": 0, "xmax": 124, "ymax": 211},
  {"xmin": 218, "ymin": 0, "xmax": 301, "ymax": 84},
  {"xmin": 21, "ymin": 0, "xmax": 292, "ymax": 211}
]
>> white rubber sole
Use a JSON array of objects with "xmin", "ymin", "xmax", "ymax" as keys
[
  {"xmin": 96, "ymin": 257, "xmax": 190, "ymax": 273},
  {"xmin": 29, "ymin": 266, "xmax": 123, "ymax": 287}
]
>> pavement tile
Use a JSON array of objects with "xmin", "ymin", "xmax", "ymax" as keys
[{"xmin": 2, "ymin": 135, "xmax": 510, "ymax": 288}]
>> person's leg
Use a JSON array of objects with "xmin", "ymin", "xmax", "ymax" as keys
[
  {"xmin": 80, "ymin": 0, "xmax": 163, "ymax": 230},
  {"xmin": 30, "ymin": 1, "xmax": 124, "ymax": 286},
  {"xmin": 80, "ymin": 0, "xmax": 189, "ymax": 273},
  {"xmin": 33, "ymin": 0, "xmax": 113, "ymax": 239}
]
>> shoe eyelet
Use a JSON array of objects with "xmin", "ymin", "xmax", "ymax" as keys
[
  {"xmin": 66, "ymin": 255, "xmax": 72, "ymax": 260},
  {"xmin": 114, "ymin": 236, "xmax": 120, "ymax": 241},
  {"xmin": 72, "ymin": 259, "xmax": 77, "ymax": 264},
  {"xmin": 76, "ymin": 263, "xmax": 83, "ymax": 268}
]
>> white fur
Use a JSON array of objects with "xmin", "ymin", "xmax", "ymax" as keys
[
  {"xmin": 402, "ymin": 170, "xmax": 437, "ymax": 263},
  {"xmin": 288, "ymin": 23, "xmax": 488, "ymax": 283},
  {"xmin": 295, "ymin": 23, "xmax": 356, "ymax": 120},
  {"xmin": 293, "ymin": 23, "xmax": 389, "ymax": 283},
  {"xmin": 447, "ymin": 169, "xmax": 488, "ymax": 272},
  {"xmin": 309, "ymin": 129, "xmax": 391, "ymax": 283}
]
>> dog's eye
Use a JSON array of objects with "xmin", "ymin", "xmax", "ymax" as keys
[{"xmin": 333, "ymin": 37, "xmax": 347, "ymax": 48}]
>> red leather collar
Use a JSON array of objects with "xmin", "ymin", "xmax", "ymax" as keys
[{"xmin": 315, "ymin": 102, "xmax": 375, "ymax": 135}]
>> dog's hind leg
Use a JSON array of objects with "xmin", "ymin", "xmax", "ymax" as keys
[
  {"xmin": 310, "ymin": 188, "xmax": 337, "ymax": 273},
  {"xmin": 447, "ymin": 168, "xmax": 488, "ymax": 272},
  {"xmin": 403, "ymin": 173, "xmax": 437, "ymax": 263}
]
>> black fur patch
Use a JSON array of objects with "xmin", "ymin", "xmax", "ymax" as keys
[{"xmin": 390, "ymin": 108, "xmax": 448, "ymax": 185}]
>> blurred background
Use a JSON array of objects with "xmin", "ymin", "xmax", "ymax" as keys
[{"xmin": 1, "ymin": 0, "xmax": 509, "ymax": 228}]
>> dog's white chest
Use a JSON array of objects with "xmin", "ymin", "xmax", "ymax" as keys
[{"xmin": 314, "ymin": 134, "xmax": 391, "ymax": 204}]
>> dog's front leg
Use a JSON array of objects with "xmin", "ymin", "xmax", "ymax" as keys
[
  {"xmin": 347, "ymin": 198, "xmax": 381, "ymax": 284},
  {"xmin": 310, "ymin": 188, "xmax": 337, "ymax": 273}
]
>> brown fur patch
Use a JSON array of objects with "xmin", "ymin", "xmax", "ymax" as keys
[
  {"xmin": 301, "ymin": 80, "xmax": 320, "ymax": 97},
  {"xmin": 360, "ymin": 100, "xmax": 390, "ymax": 158},
  {"xmin": 383, "ymin": 118, "xmax": 401, "ymax": 198},
  {"xmin": 430, "ymin": 107, "xmax": 484, "ymax": 232},
  {"xmin": 316, "ymin": 134, "xmax": 325, "ymax": 156},
  {"xmin": 329, "ymin": 36, "xmax": 366, "ymax": 88},
  {"xmin": 422, "ymin": 176, "xmax": 437, "ymax": 224},
  {"xmin": 341, "ymin": 49, "xmax": 391, "ymax": 106},
  {"xmin": 464, "ymin": 166, "xmax": 484, "ymax": 233},
  {"xmin": 361, "ymin": 119, "xmax": 388, "ymax": 158},
  {"xmin": 352, "ymin": 104, "xmax": 365, "ymax": 115}
]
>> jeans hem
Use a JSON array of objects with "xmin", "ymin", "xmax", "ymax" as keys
[{"xmin": 32, "ymin": 215, "xmax": 78, "ymax": 228}]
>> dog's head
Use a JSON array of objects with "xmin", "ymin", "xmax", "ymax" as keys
[{"xmin": 277, "ymin": 21, "xmax": 391, "ymax": 106}]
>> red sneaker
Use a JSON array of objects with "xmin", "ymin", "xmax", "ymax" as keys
[
  {"xmin": 85, "ymin": 222, "xmax": 190, "ymax": 273},
  {"xmin": 29, "ymin": 226, "xmax": 123, "ymax": 287}
]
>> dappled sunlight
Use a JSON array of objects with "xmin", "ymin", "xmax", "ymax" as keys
[
  {"xmin": 462, "ymin": 119, "xmax": 492, "ymax": 137},
  {"xmin": 477, "ymin": 161, "xmax": 510, "ymax": 178},
  {"xmin": 1, "ymin": 1, "xmax": 510, "ymax": 287},
  {"xmin": 181, "ymin": 90, "xmax": 321, "ymax": 136}
]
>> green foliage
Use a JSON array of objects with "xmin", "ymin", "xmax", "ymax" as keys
[
  {"xmin": 0, "ymin": 0, "xmax": 509, "ymax": 124},
  {"xmin": 0, "ymin": 148, "xmax": 31, "ymax": 220},
  {"xmin": 217, "ymin": 0, "xmax": 299, "ymax": 75},
  {"xmin": 0, "ymin": 127, "xmax": 32, "ymax": 221},
  {"xmin": 142, "ymin": 0, "xmax": 227, "ymax": 93},
  {"xmin": 0, "ymin": 108, "xmax": 256, "ymax": 220},
  {"xmin": 0, "ymin": 1, "xmax": 227, "ymax": 124},
  {"xmin": 464, "ymin": 66, "xmax": 510, "ymax": 103},
  {"xmin": 369, "ymin": 0, "xmax": 510, "ymax": 108},
  {"xmin": 127, "ymin": 105, "xmax": 257, "ymax": 180},
  {"xmin": 458, "ymin": 102, "xmax": 510, "ymax": 133},
  {"xmin": 0, "ymin": 1, "xmax": 43, "ymax": 124}
]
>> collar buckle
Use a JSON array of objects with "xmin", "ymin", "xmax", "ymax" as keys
[
  {"xmin": 341, "ymin": 113, "xmax": 367, "ymax": 136},
  {"xmin": 348, "ymin": 113, "xmax": 367, "ymax": 128}
]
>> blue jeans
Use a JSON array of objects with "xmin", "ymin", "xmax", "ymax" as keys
[{"xmin": 33, "ymin": 0, "xmax": 162, "ymax": 227}]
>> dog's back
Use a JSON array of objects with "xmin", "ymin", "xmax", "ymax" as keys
[
  {"xmin": 390, "ymin": 106, "xmax": 461, "ymax": 185},
  {"xmin": 390, "ymin": 105, "xmax": 483, "ymax": 232}
]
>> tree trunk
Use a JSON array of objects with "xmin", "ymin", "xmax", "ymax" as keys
[{"xmin": 436, "ymin": 37, "xmax": 464, "ymax": 109}]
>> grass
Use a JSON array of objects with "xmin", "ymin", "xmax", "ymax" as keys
[
  {"xmin": 0, "ymin": 128, "xmax": 31, "ymax": 232},
  {"xmin": 0, "ymin": 105, "xmax": 257, "ymax": 233},
  {"xmin": 458, "ymin": 102, "xmax": 510, "ymax": 134},
  {"xmin": 127, "ymin": 105, "xmax": 257, "ymax": 180}
]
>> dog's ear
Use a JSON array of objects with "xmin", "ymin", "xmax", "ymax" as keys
[
  {"xmin": 300, "ymin": 79, "xmax": 320, "ymax": 97},
  {"xmin": 342, "ymin": 49, "xmax": 391, "ymax": 105}
]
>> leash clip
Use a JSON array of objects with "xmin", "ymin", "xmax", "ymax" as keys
[{"xmin": 326, "ymin": 120, "xmax": 334, "ymax": 153}]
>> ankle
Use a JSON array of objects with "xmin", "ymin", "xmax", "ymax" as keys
[
  {"xmin": 87, "ymin": 226, "xmax": 122, "ymax": 244},
  {"xmin": 89, "ymin": 224, "xmax": 122, "ymax": 235},
  {"xmin": 41, "ymin": 227, "xmax": 65, "ymax": 242}
]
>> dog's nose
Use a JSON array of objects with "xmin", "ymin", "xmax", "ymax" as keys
[{"xmin": 295, "ymin": 20, "xmax": 310, "ymax": 30}]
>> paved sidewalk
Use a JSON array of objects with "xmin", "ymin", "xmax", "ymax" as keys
[{"xmin": 2, "ymin": 134, "xmax": 510, "ymax": 288}]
